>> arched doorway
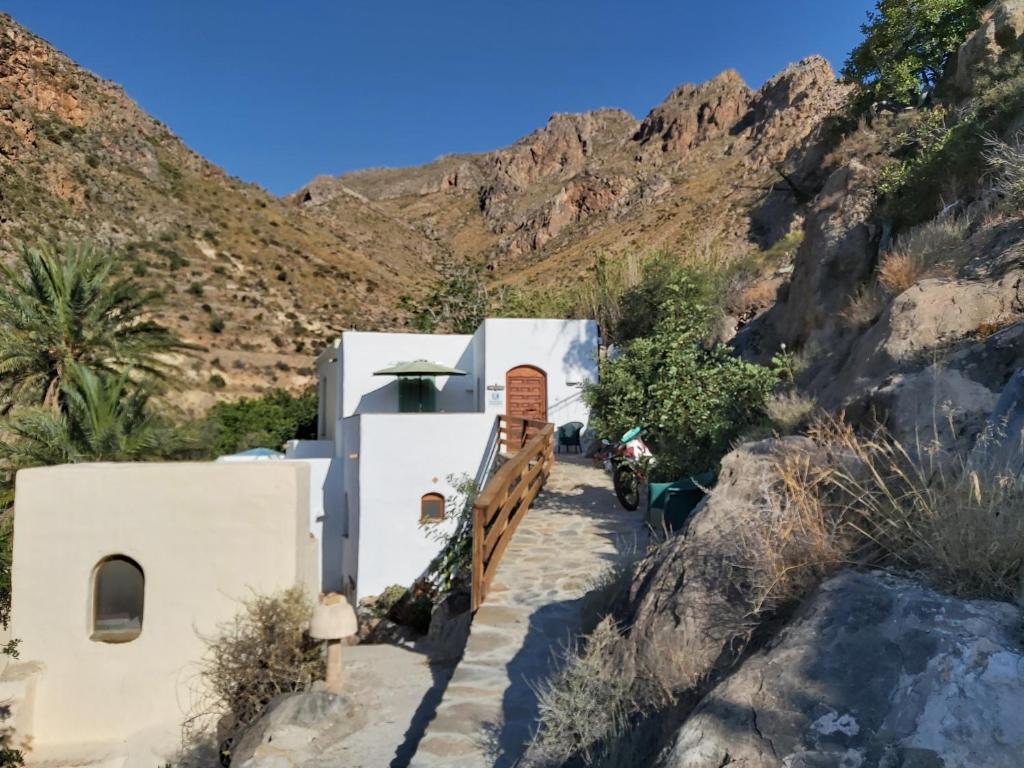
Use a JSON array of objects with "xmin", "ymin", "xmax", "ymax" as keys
[{"xmin": 506, "ymin": 365, "xmax": 547, "ymax": 446}]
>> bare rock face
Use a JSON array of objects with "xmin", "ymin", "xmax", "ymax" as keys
[
  {"xmin": 742, "ymin": 56, "xmax": 852, "ymax": 165},
  {"xmin": 660, "ymin": 571, "xmax": 1024, "ymax": 768},
  {"xmin": 953, "ymin": 0, "xmax": 1024, "ymax": 96},
  {"xmin": 615, "ymin": 438, "xmax": 814, "ymax": 697},
  {"xmin": 633, "ymin": 70, "xmax": 753, "ymax": 161},
  {"xmin": 490, "ymin": 110, "xmax": 636, "ymax": 189},
  {"xmin": 758, "ymin": 160, "xmax": 881, "ymax": 352}
]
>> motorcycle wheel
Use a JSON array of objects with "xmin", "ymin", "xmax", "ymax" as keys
[{"xmin": 613, "ymin": 464, "xmax": 641, "ymax": 511}]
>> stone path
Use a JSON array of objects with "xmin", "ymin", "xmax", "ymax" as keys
[{"xmin": 409, "ymin": 454, "xmax": 646, "ymax": 768}]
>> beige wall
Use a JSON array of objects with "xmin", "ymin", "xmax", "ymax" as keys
[{"xmin": 9, "ymin": 461, "xmax": 317, "ymax": 762}]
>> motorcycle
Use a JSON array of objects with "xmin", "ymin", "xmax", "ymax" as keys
[{"xmin": 596, "ymin": 427, "xmax": 654, "ymax": 511}]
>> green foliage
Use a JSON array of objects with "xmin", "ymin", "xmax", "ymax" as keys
[
  {"xmin": 194, "ymin": 388, "xmax": 318, "ymax": 457},
  {"xmin": 843, "ymin": 0, "xmax": 988, "ymax": 108},
  {"xmin": 420, "ymin": 473, "xmax": 479, "ymax": 593},
  {"xmin": 0, "ymin": 240, "xmax": 194, "ymax": 412},
  {"xmin": 585, "ymin": 268, "xmax": 782, "ymax": 479},
  {"xmin": 401, "ymin": 263, "xmax": 491, "ymax": 333},
  {"xmin": 610, "ymin": 256, "xmax": 722, "ymax": 344},
  {"xmin": 878, "ymin": 56, "xmax": 1024, "ymax": 227},
  {"xmin": 0, "ymin": 364, "xmax": 177, "ymax": 504},
  {"xmin": 0, "ymin": 518, "xmax": 13, "ymax": 629}
]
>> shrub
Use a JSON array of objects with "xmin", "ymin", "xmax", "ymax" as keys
[
  {"xmin": 843, "ymin": 0, "xmax": 988, "ymax": 109},
  {"xmin": 191, "ymin": 387, "xmax": 318, "ymax": 457},
  {"xmin": 984, "ymin": 131, "xmax": 1024, "ymax": 210},
  {"xmin": 208, "ymin": 374, "xmax": 226, "ymax": 389},
  {"xmin": 196, "ymin": 588, "xmax": 323, "ymax": 750},
  {"xmin": 209, "ymin": 317, "xmax": 225, "ymax": 334},
  {"xmin": 838, "ymin": 282, "xmax": 886, "ymax": 328},
  {"xmin": 877, "ymin": 215, "xmax": 966, "ymax": 293},
  {"xmin": 585, "ymin": 269, "xmax": 782, "ymax": 478},
  {"xmin": 526, "ymin": 618, "xmax": 635, "ymax": 768},
  {"xmin": 188, "ymin": 281, "xmax": 204, "ymax": 297}
]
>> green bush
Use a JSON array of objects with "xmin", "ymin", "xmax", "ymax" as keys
[
  {"xmin": 843, "ymin": 0, "xmax": 988, "ymax": 109},
  {"xmin": 192, "ymin": 388, "xmax": 318, "ymax": 457},
  {"xmin": 584, "ymin": 269, "xmax": 782, "ymax": 479},
  {"xmin": 878, "ymin": 56, "xmax": 1024, "ymax": 228}
]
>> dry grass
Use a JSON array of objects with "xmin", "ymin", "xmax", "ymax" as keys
[
  {"xmin": 985, "ymin": 131, "xmax": 1024, "ymax": 210},
  {"xmin": 191, "ymin": 588, "xmax": 323, "ymax": 753},
  {"xmin": 765, "ymin": 391, "xmax": 819, "ymax": 435},
  {"xmin": 814, "ymin": 417, "xmax": 1024, "ymax": 601},
  {"xmin": 524, "ymin": 618, "xmax": 636, "ymax": 768},
  {"xmin": 839, "ymin": 282, "xmax": 886, "ymax": 328},
  {"xmin": 877, "ymin": 216, "xmax": 966, "ymax": 294}
]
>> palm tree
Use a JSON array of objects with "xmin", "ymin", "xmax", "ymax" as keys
[
  {"xmin": 0, "ymin": 241, "xmax": 195, "ymax": 412},
  {"xmin": 0, "ymin": 364, "xmax": 177, "ymax": 506}
]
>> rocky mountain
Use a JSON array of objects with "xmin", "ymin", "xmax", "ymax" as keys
[
  {"xmin": 0, "ymin": 12, "xmax": 860, "ymax": 412},
  {"xmin": 0, "ymin": 13, "xmax": 448, "ymax": 412},
  {"xmin": 295, "ymin": 58, "xmax": 849, "ymax": 286}
]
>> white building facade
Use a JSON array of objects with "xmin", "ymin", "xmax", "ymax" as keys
[{"xmin": 306, "ymin": 318, "xmax": 599, "ymax": 599}]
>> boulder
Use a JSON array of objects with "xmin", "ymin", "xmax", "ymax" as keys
[
  {"xmin": 811, "ymin": 272, "xmax": 1024, "ymax": 410},
  {"xmin": 231, "ymin": 691, "xmax": 365, "ymax": 768},
  {"xmin": 661, "ymin": 570, "xmax": 1024, "ymax": 768},
  {"xmin": 870, "ymin": 365, "xmax": 999, "ymax": 454},
  {"xmin": 952, "ymin": 0, "xmax": 1024, "ymax": 96},
  {"xmin": 615, "ymin": 438, "xmax": 815, "ymax": 696}
]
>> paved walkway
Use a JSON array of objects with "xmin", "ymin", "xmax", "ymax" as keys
[{"xmin": 409, "ymin": 454, "xmax": 646, "ymax": 768}]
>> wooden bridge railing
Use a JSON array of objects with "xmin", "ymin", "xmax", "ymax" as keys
[{"xmin": 471, "ymin": 415, "xmax": 555, "ymax": 611}]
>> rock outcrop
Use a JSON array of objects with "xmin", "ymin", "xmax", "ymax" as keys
[
  {"xmin": 298, "ymin": 58, "xmax": 849, "ymax": 278},
  {"xmin": 231, "ymin": 691, "xmax": 365, "ymax": 768},
  {"xmin": 616, "ymin": 438, "xmax": 814, "ymax": 697},
  {"xmin": 952, "ymin": 0, "xmax": 1024, "ymax": 95},
  {"xmin": 661, "ymin": 571, "xmax": 1024, "ymax": 768}
]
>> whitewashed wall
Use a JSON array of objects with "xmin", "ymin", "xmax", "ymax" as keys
[
  {"xmin": 9, "ymin": 462, "xmax": 317, "ymax": 762},
  {"xmin": 480, "ymin": 319, "xmax": 599, "ymax": 428},
  {"xmin": 339, "ymin": 331, "xmax": 476, "ymax": 416},
  {"xmin": 351, "ymin": 413, "xmax": 494, "ymax": 599},
  {"xmin": 284, "ymin": 440, "xmax": 345, "ymax": 593},
  {"xmin": 315, "ymin": 340, "xmax": 341, "ymax": 441}
]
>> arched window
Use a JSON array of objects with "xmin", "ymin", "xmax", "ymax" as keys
[
  {"xmin": 92, "ymin": 555, "xmax": 144, "ymax": 643},
  {"xmin": 420, "ymin": 492, "xmax": 445, "ymax": 524}
]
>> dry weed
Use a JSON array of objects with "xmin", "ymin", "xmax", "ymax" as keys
[
  {"xmin": 525, "ymin": 618, "xmax": 634, "ymax": 768},
  {"xmin": 812, "ymin": 416, "xmax": 1024, "ymax": 601},
  {"xmin": 839, "ymin": 282, "xmax": 886, "ymax": 328},
  {"xmin": 877, "ymin": 215, "xmax": 965, "ymax": 294},
  {"xmin": 985, "ymin": 131, "xmax": 1024, "ymax": 210},
  {"xmin": 192, "ymin": 587, "xmax": 323, "ymax": 750},
  {"xmin": 765, "ymin": 391, "xmax": 819, "ymax": 434}
]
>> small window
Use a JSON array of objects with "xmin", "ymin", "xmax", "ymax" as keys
[
  {"xmin": 420, "ymin": 492, "xmax": 445, "ymax": 524},
  {"xmin": 92, "ymin": 555, "xmax": 144, "ymax": 643}
]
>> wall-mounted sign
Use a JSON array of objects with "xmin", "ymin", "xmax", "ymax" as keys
[
  {"xmin": 488, "ymin": 390, "xmax": 504, "ymax": 405},
  {"xmin": 486, "ymin": 384, "xmax": 505, "ymax": 391}
]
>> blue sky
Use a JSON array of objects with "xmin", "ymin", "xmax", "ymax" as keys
[{"xmin": 5, "ymin": 1, "xmax": 875, "ymax": 195}]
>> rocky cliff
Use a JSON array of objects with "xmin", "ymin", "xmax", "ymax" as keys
[{"xmin": 294, "ymin": 56, "xmax": 849, "ymax": 284}]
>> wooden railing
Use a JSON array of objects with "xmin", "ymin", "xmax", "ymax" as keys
[{"xmin": 471, "ymin": 415, "xmax": 555, "ymax": 611}]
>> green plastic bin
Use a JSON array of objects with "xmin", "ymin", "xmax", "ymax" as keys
[{"xmin": 647, "ymin": 471, "xmax": 715, "ymax": 532}]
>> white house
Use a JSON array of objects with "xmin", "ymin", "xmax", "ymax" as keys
[
  {"xmin": 298, "ymin": 317, "xmax": 599, "ymax": 599},
  {"xmin": 0, "ymin": 317, "xmax": 598, "ymax": 765}
]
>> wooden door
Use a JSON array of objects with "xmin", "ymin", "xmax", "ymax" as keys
[{"xmin": 506, "ymin": 366, "xmax": 547, "ymax": 447}]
